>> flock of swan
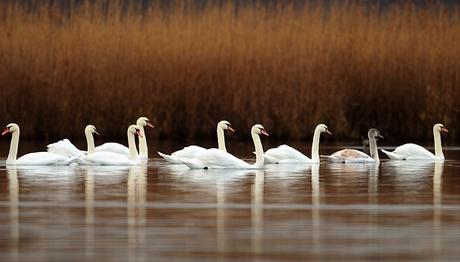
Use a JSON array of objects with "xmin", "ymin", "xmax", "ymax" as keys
[{"xmin": 1, "ymin": 117, "xmax": 449, "ymax": 169}]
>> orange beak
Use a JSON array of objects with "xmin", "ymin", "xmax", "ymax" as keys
[
  {"xmin": 1, "ymin": 128, "xmax": 9, "ymax": 136},
  {"xmin": 228, "ymin": 126, "xmax": 235, "ymax": 133},
  {"xmin": 136, "ymin": 129, "xmax": 144, "ymax": 138},
  {"xmin": 441, "ymin": 127, "xmax": 448, "ymax": 133},
  {"xmin": 147, "ymin": 123, "xmax": 154, "ymax": 128},
  {"xmin": 261, "ymin": 129, "xmax": 269, "ymax": 136}
]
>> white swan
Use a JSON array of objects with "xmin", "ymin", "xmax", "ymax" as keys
[
  {"xmin": 263, "ymin": 124, "xmax": 331, "ymax": 164},
  {"xmin": 158, "ymin": 120, "xmax": 235, "ymax": 164},
  {"xmin": 179, "ymin": 124, "xmax": 268, "ymax": 169},
  {"xmin": 1, "ymin": 123, "xmax": 77, "ymax": 166},
  {"xmin": 381, "ymin": 123, "xmax": 448, "ymax": 161},
  {"xmin": 327, "ymin": 128, "xmax": 383, "ymax": 163},
  {"xmin": 136, "ymin": 117, "xmax": 154, "ymax": 159},
  {"xmin": 47, "ymin": 125, "xmax": 99, "ymax": 157},
  {"xmin": 95, "ymin": 117, "xmax": 154, "ymax": 157},
  {"xmin": 76, "ymin": 125, "xmax": 143, "ymax": 166}
]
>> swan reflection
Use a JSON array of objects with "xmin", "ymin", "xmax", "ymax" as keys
[
  {"xmin": 251, "ymin": 170, "xmax": 264, "ymax": 255},
  {"xmin": 127, "ymin": 165, "xmax": 148, "ymax": 262},
  {"xmin": 6, "ymin": 167, "xmax": 19, "ymax": 261}
]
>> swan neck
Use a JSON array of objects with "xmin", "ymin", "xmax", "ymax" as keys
[
  {"xmin": 311, "ymin": 128, "xmax": 321, "ymax": 163},
  {"xmin": 85, "ymin": 130, "xmax": 95, "ymax": 154},
  {"xmin": 433, "ymin": 129, "xmax": 444, "ymax": 158},
  {"xmin": 217, "ymin": 127, "xmax": 226, "ymax": 152},
  {"xmin": 7, "ymin": 130, "xmax": 19, "ymax": 164},
  {"xmin": 252, "ymin": 132, "xmax": 264, "ymax": 168},
  {"xmin": 368, "ymin": 135, "xmax": 379, "ymax": 161},
  {"xmin": 138, "ymin": 125, "xmax": 148, "ymax": 158},
  {"xmin": 127, "ymin": 131, "xmax": 138, "ymax": 160}
]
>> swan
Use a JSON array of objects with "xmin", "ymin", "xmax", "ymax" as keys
[
  {"xmin": 95, "ymin": 117, "xmax": 154, "ymax": 156},
  {"xmin": 136, "ymin": 117, "xmax": 154, "ymax": 159},
  {"xmin": 158, "ymin": 120, "xmax": 235, "ymax": 164},
  {"xmin": 327, "ymin": 128, "xmax": 383, "ymax": 163},
  {"xmin": 76, "ymin": 125, "xmax": 143, "ymax": 165},
  {"xmin": 47, "ymin": 125, "xmax": 99, "ymax": 157},
  {"xmin": 179, "ymin": 124, "xmax": 268, "ymax": 169},
  {"xmin": 263, "ymin": 124, "xmax": 331, "ymax": 164},
  {"xmin": 381, "ymin": 123, "xmax": 448, "ymax": 161},
  {"xmin": 1, "ymin": 123, "xmax": 77, "ymax": 166}
]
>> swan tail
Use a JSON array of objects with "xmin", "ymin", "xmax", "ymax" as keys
[
  {"xmin": 381, "ymin": 149, "xmax": 406, "ymax": 160},
  {"xmin": 178, "ymin": 158, "xmax": 207, "ymax": 169},
  {"xmin": 157, "ymin": 152, "xmax": 182, "ymax": 164}
]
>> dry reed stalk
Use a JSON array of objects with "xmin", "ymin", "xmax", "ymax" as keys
[{"xmin": 0, "ymin": 1, "xmax": 459, "ymax": 142}]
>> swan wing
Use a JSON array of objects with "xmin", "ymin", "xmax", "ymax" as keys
[
  {"xmin": 95, "ymin": 143, "xmax": 130, "ymax": 156},
  {"xmin": 329, "ymin": 149, "xmax": 373, "ymax": 163},
  {"xmin": 171, "ymin": 146, "xmax": 207, "ymax": 158},
  {"xmin": 382, "ymin": 143, "xmax": 435, "ymax": 160},
  {"xmin": 182, "ymin": 148, "xmax": 250, "ymax": 169},
  {"xmin": 265, "ymin": 145, "xmax": 311, "ymax": 164},
  {"xmin": 15, "ymin": 152, "xmax": 77, "ymax": 166},
  {"xmin": 78, "ymin": 152, "xmax": 136, "ymax": 166},
  {"xmin": 158, "ymin": 146, "xmax": 207, "ymax": 164},
  {"xmin": 47, "ymin": 139, "xmax": 85, "ymax": 157}
]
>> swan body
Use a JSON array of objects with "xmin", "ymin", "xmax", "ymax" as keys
[
  {"xmin": 95, "ymin": 143, "xmax": 129, "ymax": 155},
  {"xmin": 95, "ymin": 117, "xmax": 153, "ymax": 157},
  {"xmin": 158, "ymin": 120, "xmax": 234, "ymax": 164},
  {"xmin": 381, "ymin": 123, "xmax": 447, "ymax": 161},
  {"xmin": 47, "ymin": 125, "xmax": 99, "ymax": 157},
  {"xmin": 76, "ymin": 125, "xmax": 142, "ymax": 166},
  {"xmin": 264, "ymin": 124, "xmax": 331, "ymax": 164},
  {"xmin": 179, "ymin": 124, "xmax": 268, "ymax": 169},
  {"xmin": 47, "ymin": 138, "xmax": 85, "ymax": 157},
  {"xmin": 48, "ymin": 117, "xmax": 153, "ymax": 158},
  {"xmin": 2, "ymin": 123, "xmax": 77, "ymax": 166},
  {"xmin": 328, "ymin": 128, "xmax": 383, "ymax": 163},
  {"xmin": 77, "ymin": 151, "xmax": 138, "ymax": 166}
]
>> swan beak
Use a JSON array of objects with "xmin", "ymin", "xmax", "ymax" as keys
[
  {"xmin": 136, "ymin": 130, "xmax": 144, "ymax": 138},
  {"xmin": 228, "ymin": 126, "xmax": 235, "ymax": 133},
  {"xmin": 147, "ymin": 123, "xmax": 154, "ymax": 128},
  {"xmin": 261, "ymin": 129, "xmax": 269, "ymax": 136},
  {"xmin": 1, "ymin": 128, "xmax": 9, "ymax": 136},
  {"xmin": 94, "ymin": 131, "xmax": 100, "ymax": 136},
  {"xmin": 441, "ymin": 127, "xmax": 449, "ymax": 133},
  {"xmin": 378, "ymin": 134, "xmax": 384, "ymax": 139},
  {"xmin": 326, "ymin": 130, "xmax": 332, "ymax": 135}
]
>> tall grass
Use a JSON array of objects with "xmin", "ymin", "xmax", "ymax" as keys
[{"xmin": 0, "ymin": 1, "xmax": 459, "ymax": 142}]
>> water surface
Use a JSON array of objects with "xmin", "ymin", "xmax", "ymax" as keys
[{"xmin": 0, "ymin": 143, "xmax": 460, "ymax": 261}]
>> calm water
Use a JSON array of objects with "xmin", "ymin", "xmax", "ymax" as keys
[{"xmin": 1, "ymin": 142, "xmax": 460, "ymax": 261}]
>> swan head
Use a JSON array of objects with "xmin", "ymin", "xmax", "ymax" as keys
[
  {"xmin": 1, "ymin": 123, "xmax": 19, "ymax": 136},
  {"xmin": 368, "ymin": 128, "xmax": 383, "ymax": 139},
  {"xmin": 316, "ymin": 124, "xmax": 332, "ymax": 135},
  {"xmin": 128, "ymin": 125, "xmax": 143, "ymax": 138},
  {"xmin": 85, "ymin": 125, "xmax": 99, "ymax": 135},
  {"xmin": 434, "ymin": 123, "xmax": 448, "ymax": 134},
  {"xmin": 136, "ymin": 117, "xmax": 154, "ymax": 128},
  {"xmin": 252, "ymin": 124, "xmax": 269, "ymax": 136},
  {"xmin": 218, "ymin": 120, "xmax": 235, "ymax": 133}
]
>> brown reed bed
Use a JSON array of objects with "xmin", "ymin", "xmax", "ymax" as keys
[{"xmin": 0, "ymin": 1, "xmax": 459, "ymax": 143}]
